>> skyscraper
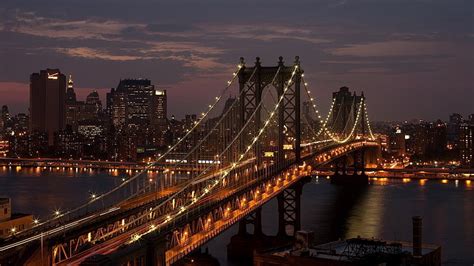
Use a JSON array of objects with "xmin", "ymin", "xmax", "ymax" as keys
[
  {"xmin": 460, "ymin": 122, "xmax": 473, "ymax": 167},
  {"xmin": 150, "ymin": 89, "xmax": 167, "ymax": 126},
  {"xmin": 65, "ymin": 75, "xmax": 76, "ymax": 103},
  {"xmin": 111, "ymin": 90, "xmax": 127, "ymax": 127},
  {"xmin": 120, "ymin": 79, "xmax": 155, "ymax": 124},
  {"xmin": 29, "ymin": 69, "xmax": 66, "ymax": 145},
  {"xmin": 110, "ymin": 79, "xmax": 160, "ymax": 127},
  {"xmin": 65, "ymin": 75, "xmax": 83, "ymax": 129}
]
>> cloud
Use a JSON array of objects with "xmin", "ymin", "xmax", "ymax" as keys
[
  {"xmin": 327, "ymin": 40, "xmax": 455, "ymax": 57},
  {"xmin": 1, "ymin": 11, "xmax": 226, "ymax": 70},
  {"xmin": 55, "ymin": 47, "xmax": 151, "ymax": 61},
  {"xmin": 3, "ymin": 12, "xmax": 137, "ymax": 41},
  {"xmin": 348, "ymin": 67, "xmax": 390, "ymax": 73},
  {"xmin": 203, "ymin": 24, "xmax": 332, "ymax": 44}
]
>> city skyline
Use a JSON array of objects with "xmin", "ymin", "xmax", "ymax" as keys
[
  {"xmin": 0, "ymin": 2, "xmax": 473, "ymax": 264},
  {"xmin": 0, "ymin": 0, "xmax": 473, "ymax": 120},
  {"xmin": 2, "ymin": 72, "xmax": 473, "ymax": 123}
]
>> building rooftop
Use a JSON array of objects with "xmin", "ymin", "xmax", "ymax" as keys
[
  {"xmin": 262, "ymin": 237, "xmax": 441, "ymax": 265},
  {"xmin": 0, "ymin": 198, "xmax": 10, "ymax": 204}
]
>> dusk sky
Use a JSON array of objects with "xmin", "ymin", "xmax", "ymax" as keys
[{"xmin": 0, "ymin": 0, "xmax": 472, "ymax": 120}]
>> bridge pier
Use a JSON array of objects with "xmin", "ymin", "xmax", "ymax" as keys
[
  {"xmin": 277, "ymin": 182, "xmax": 302, "ymax": 237},
  {"xmin": 228, "ymin": 207, "xmax": 266, "ymax": 261},
  {"xmin": 237, "ymin": 207, "xmax": 262, "ymax": 236},
  {"xmin": 228, "ymin": 179, "xmax": 307, "ymax": 262},
  {"xmin": 331, "ymin": 150, "xmax": 368, "ymax": 185}
]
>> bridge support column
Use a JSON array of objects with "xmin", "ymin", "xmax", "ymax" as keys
[
  {"xmin": 237, "ymin": 207, "xmax": 262, "ymax": 236},
  {"xmin": 277, "ymin": 182, "xmax": 302, "ymax": 237},
  {"xmin": 332, "ymin": 151, "xmax": 368, "ymax": 185},
  {"xmin": 144, "ymin": 234, "xmax": 166, "ymax": 266}
]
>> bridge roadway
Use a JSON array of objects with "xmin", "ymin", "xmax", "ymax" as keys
[
  {"xmin": 0, "ymin": 158, "xmax": 256, "ymax": 261},
  {"xmin": 2, "ymin": 140, "xmax": 378, "ymax": 261},
  {"xmin": 54, "ymin": 140, "xmax": 378, "ymax": 265}
]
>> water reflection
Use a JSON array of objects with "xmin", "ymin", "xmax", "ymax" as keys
[{"xmin": 345, "ymin": 186, "xmax": 383, "ymax": 238}]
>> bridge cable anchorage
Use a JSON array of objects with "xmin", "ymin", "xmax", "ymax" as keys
[
  {"xmin": 0, "ymin": 62, "xmax": 246, "ymax": 246},
  {"xmin": 111, "ymin": 65, "xmax": 300, "ymax": 243}
]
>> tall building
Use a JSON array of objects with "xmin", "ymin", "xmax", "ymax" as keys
[
  {"xmin": 447, "ymin": 113, "xmax": 462, "ymax": 150},
  {"xmin": 65, "ymin": 75, "xmax": 83, "ymax": 130},
  {"xmin": 29, "ymin": 69, "xmax": 66, "ymax": 145},
  {"xmin": 83, "ymin": 91, "xmax": 102, "ymax": 121},
  {"xmin": 110, "ymin": 79, "xmax": 164, "ymax": 127},
  {"xmin": 65, "ymin": 75, "xmax": 76, "ymax": 103},
  {"xmin": 117, "ymin": 79, "xmax": 155, "ymax": 124},
  {"xmin": 86, "ymin": 91, "xmax": 102, "ymax": 113},
  {"xmin": 150, "ymin": 89, "xmax": 167, "ymax": 124},
  {"xmin": 460, "ymin": 122, "xmax": 473, "ymax": 167},
  {"xmin": 111, "ymin": 90, "xmax": 127, "ymax": 127}
]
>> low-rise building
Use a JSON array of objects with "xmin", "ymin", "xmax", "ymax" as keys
[{"xmin": 0, "ymin": 198, "xmax": 33, "ymax": 239}]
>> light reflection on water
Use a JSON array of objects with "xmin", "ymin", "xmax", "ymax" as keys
[{"xmin": 0, "ymin": 168, "xmax": 472, "ymax": 265}]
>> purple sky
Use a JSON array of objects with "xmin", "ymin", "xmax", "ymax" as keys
[{"xmin": 0, "ymin": 0, "xmax": 472, "ymax": 120}]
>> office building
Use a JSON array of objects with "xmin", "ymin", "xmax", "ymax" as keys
[
  {"xmin": 29, "ymin": 69, "xmax": 66, "ymax": 145},
  {"xmin": 460, "ymin": 122, "xmax": 473, "ymax": 167},
  {"xmin": 117, "ymin": 79, "xmax": 155, "ymax": 124},
  {"xmin": 150, "ymin": 89, "xmax": 167, "ymax": 125}
]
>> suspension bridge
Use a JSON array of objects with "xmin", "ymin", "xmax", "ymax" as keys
[{"xmin": 0, "ymin": 56, "xmax": 380, "ymax": 266}]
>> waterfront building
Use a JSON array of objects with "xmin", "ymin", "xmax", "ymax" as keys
[
  {"xmin": 29, "ymin": 69, "xmax": 66, "ymax": 145},
  {"xmin": 0, "ymin": 198, "xmax": 33, "ymax": 239},
  {"xmin": 0, "ymin": 140, "xmax": 8, "ymax": 157},
  {"xmin": 54, "ymin": 127, "xmax": 83, "ymax": 158},
  {"xmin": 460, "ymin": 122, "xmax": 473, "ymax": 167}
]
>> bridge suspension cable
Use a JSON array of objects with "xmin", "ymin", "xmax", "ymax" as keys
[
  {"xmin": 323, "ymin": 98, "xmax": 364, "ymax": 143},
  {"xmin": 301, "ymin": 77, "xmax": 371, "ymax": 144},
  {"xmin": 15, "ymin": 62, "xmax": 246, "ymax": 233},
  {"xmin": 103, "ymin": 65, "xmax": 299, "ymax": 242},
  {"xmin": 362, "ymin": 99, "xmax": 376, "ymax": 140}
]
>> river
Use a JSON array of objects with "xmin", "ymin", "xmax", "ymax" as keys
[{"xmin": 0, "ymin": 167, "xmax": 472, "ymax": 265}]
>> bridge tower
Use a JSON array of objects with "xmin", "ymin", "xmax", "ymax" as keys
[{"xmin": 238, "ymin": 56, "xmax": 302, "ymax": 166}]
